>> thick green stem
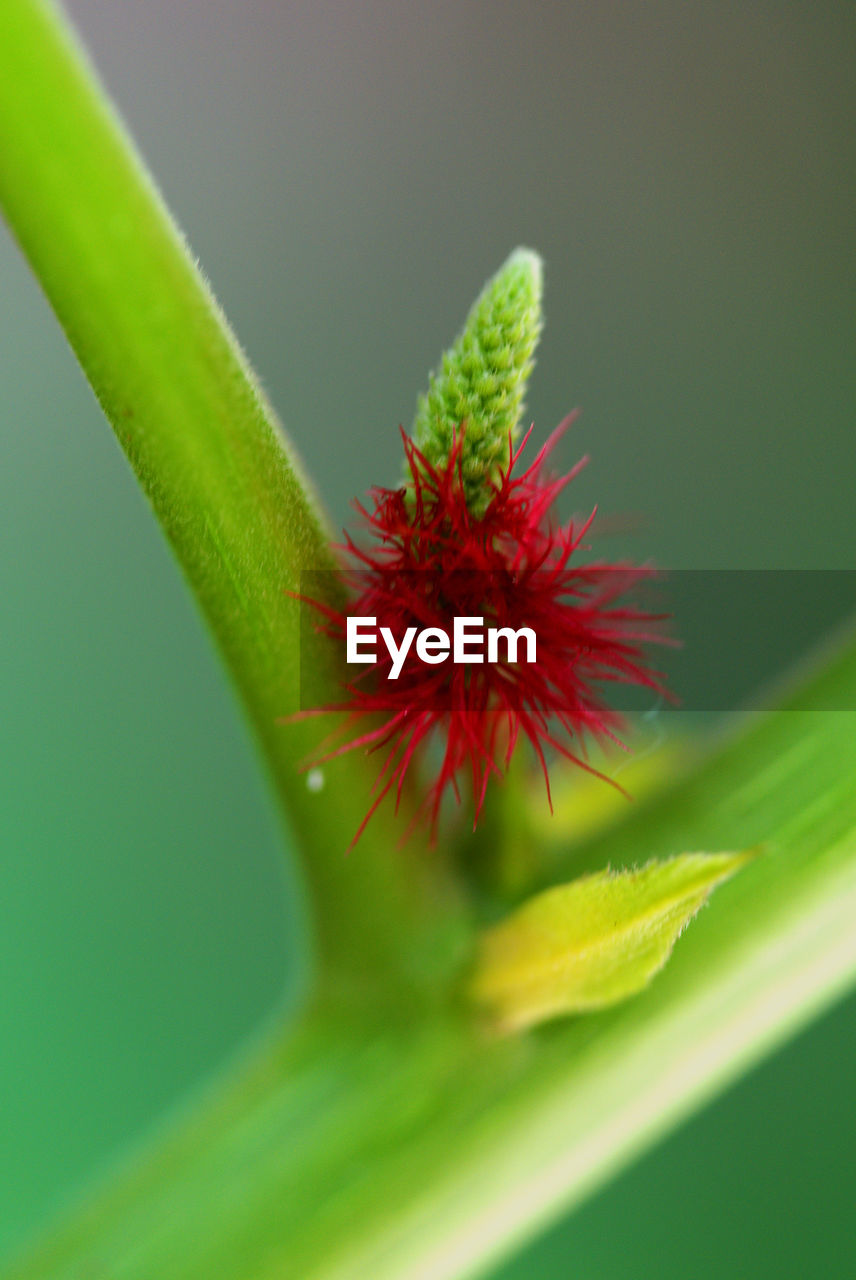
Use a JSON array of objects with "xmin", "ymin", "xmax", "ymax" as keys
[
  {"xmin": 6, "ymin": 641, "xmax": 856, "ymax": 1280},
  {"xmin": 0, "ymin": 0, "xmax": 466, "ymax": 993}
]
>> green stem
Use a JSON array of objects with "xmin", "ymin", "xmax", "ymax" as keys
[
  {"xmin": 7, "ymin": 642, "xmax": 856, "ymax": 1280},
  {"xmin": 0, "ymin": 0, "xmax": 465, "ymax": 994}
]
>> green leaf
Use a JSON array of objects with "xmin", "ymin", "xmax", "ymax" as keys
[
  {"xmin": 412, "ymin": 247, "xmax": 543, "ymax": 514},
  {"xmin": 470, "ymin": 852, "xmax": 752, "ymax": 1032}
]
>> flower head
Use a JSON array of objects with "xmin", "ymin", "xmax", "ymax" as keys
[{"xmin": 300, "ymin": 415, "xmax": 669, "ymax": 849}]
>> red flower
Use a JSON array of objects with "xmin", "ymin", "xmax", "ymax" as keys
[{"xmin": 299, "ymin": 415, "xmax": 669, "ymax": 849}]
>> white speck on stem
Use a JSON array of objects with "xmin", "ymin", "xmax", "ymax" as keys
[{"xmin": 306, "ymin": 768, "xmax": 325, "ymax": 794}]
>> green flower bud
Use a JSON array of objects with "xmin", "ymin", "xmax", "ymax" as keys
[{"xmin": 411, "ymin": 247, "xmax": 543, "ymax": 516}]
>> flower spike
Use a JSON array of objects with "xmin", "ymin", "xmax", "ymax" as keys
[{"xmin": 298, "ymin": 420, "xmax": 670, "ymax": 849}]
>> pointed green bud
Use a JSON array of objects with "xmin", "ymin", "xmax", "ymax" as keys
[{"xmin": 411, "ymin": 247, "xmax": 543, "ymax": 516}]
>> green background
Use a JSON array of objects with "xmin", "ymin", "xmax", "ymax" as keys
[{"xmin": 1, "ymin": 1, "xmax": 854, "ymax": 1274}]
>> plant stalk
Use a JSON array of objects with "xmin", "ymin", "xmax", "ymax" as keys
[
  {"xmin": 0, "ymin": 0, "xmax": 467, "ymax": 996},
  {"xmin": 6, "ymin": 640, "xmax": 856, "ymax": 1280}
]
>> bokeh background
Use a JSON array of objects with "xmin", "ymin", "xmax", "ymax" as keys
[{"xmin": 2, "ymin": 1, "xmax": 854, "ymax": 1274}]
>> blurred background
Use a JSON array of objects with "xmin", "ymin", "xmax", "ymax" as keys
[{"xmin": 1, "ymin": 0, "xmax": 854, "ymax": 1274}]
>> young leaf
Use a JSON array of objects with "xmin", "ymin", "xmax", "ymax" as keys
[
  {"xmin": 470, "ymin": 852, "xmax": 752, "ymax": 1032},
  {"xmin": 412, "ymin": 247, "xmax": 543, "ymax": 514}
]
